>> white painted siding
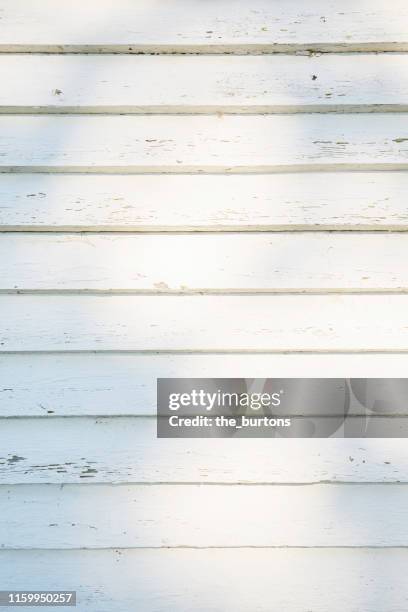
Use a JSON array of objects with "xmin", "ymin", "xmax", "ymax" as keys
[
  {"xmin": 3, "ymin": 54, "xmax": 408, "ymax": 114},
  {"xmin": 2, "ymin": 549, "xmax": 408, "ymax": 612},
  {"xmin": 1, "ymin": 483, "xmax": 407, "ymax": 548},
  {"xmin": 2, "ymin": 0, "xmax": 408, "ymax": 53},
  {"xmin": 3, "ymin": 232, "xmax": 408, "ymax": 292},
  {"xmin": 2, "ymin": 294, "xmax": 408, "ymax": 352},
  {"xmin": 1, "ymin": 114, "xmax": 408, "ymax": 172},
  {"xmin": 0, "ymin": 1, "xmax": 407, "ymax": 610},
  {"xmin": 2, "ymin": 172, "xmax": 408, "ymax": 232},
  {"xmin": 0, "ymin": 353, "xmax": 406, "ymax": 417},
  {"xmin": 0, "ymin": 418, "xmax": 407, "ymax": 484}
]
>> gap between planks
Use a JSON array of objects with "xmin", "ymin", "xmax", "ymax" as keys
[
  {"xmin": 2, "ymin": 414, "xmax": 408, "ymax": 419},
  {"xmin": 4, "ymin": 290, "xmax": 408, "ymax": 295},
  {"xmin": 4, "ymin": 165, "xmax": 408, "ymax": 174},
  {"xmin": 2, "ymin": 45, "xmax": 408, "ymax": 54},
  {"xmin": 1, "ymin": 226, "xmax": 408, "ymax": 232},
  {"xmin": 4, "ymin": 105, "xmax": 408, "ymax": 115},
  {"xmin": 2, "ymin": 349, "xmax": 408, "ymax": 355},
  {"xmin": 3, "ymin": 482, "xmax": 408, "ymax": 487}
]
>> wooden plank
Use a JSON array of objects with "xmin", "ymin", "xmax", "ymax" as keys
[
  {"xmin": 2, "ymin": 0, "xmax": 408, "ymax": 53},
  {"xmin": 1, "ymin": 294, "xmax": 408, "ymax": 352},
  {"xmin": 2, "ymin": 353, "xmax": 408, "ymax": 417},
  {"xmin": 1, "ymin": 417, "xmax": 407, "ymax": 484},
  {"xmin": 1, "ymin": 548, "xmax": 408, "ymax": 612},
  {"xmin": 3, "ymin": 54, "xmax": 408, "ymax": 113},
  {"xmin": 2, "ymin": 172, "xmax": 408, "ymax": 232},
  {"xmin": 2, "ymin": 115, "xmax": 408, "ymax": 173},
  {"xmin": 1, "ymin": 483, "xmax": 408, "ymax": 548},
  {"xmin": 3, "ymin": 232, "xmax": 408, "ymax": 293}
]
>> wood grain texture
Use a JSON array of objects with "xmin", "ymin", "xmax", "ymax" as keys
[
  {"xmin": 0, "ymin": 417, "xmax": 407, "ymax": 485},
  {"xmin": 2, "ymin": 483, "xmax": 408, "ymax": 548},
  {"xmin": 1, "ymin": 294, "xmax": 408, "ymax": 352},
  {"xmin": 2, "ymin": 232, "xmax": 408, "ymax": 293},
  {"xmin": 2, "ymin": 353, "xmax": 407, "ymax": 417},
  {"xmin": 2, "ymin": 0, "xmax": 408, "ymax": 53},
  {"xmin": 2, "ymin": 115, "xmax": 408, "ymax": 173},
  {"xmin": 1, "ymin": 548, "xmax": 408, "ymax": 612},
  {"xmin": 3, "ymin": 54, "xmax": 408, "ymax": 113},
  {"xmin": 2, "ymin": 172, "xmax": 408, "ymax": 232}
]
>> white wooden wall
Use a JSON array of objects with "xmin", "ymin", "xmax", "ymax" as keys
[{"xmin": 1, "ymin": 1, "xmax": 408, "ymax": 610}]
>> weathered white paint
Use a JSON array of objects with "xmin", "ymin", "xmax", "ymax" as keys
[
  {"xmin": 2, "ymin": 0, "xmax": 408, "ymax": 53},
  {"xmin": 1, "ymin": 353, "xmax": 407, "ymax": 417},
  {"xmin": 2, "ymin": 232, "xmax": 408, "ymax": 292},
  {"xmin": 2, "ymin": 172, "xmax": 408, "ymax": 232},
  {"xmin": 3, "ymin": 54, "xmax": 408, "ymax": 113},
  {"xmin": 0, "ymin": 417, "xmax": 407, "ymax": 484},
  {"xmin": 1, "ymin": 115, "xmax": 408, "ymax": 172},
  {"xmin": 1, "ymin": 483, "xmax": 408, "ymax": 548},
  {"xmin": 1, "ymin": 294, "xmax": 408, "ymax": 352},
  {"xmin": 2, "ymin": 1, "xmax": 407, "ymax": 599},
  {"xmin": 1, "ymin": 548, "xmax": 407, "ymax": 612}
]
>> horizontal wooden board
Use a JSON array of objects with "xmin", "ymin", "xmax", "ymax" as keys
[
  {"xmin": 1, "ymin": 294, "xmax": 408, "ymax": 352},
  {"xmin": 3, "ymin": 232, "xmax": 408, "ymax": 293},
  {"xmin": 2, "ymin": 353, "xmax": 408, "ymax": 417},
  {"xmin": 2, "ymin": 1, "xmax": 408, "ymax": 53},
  {"xmin": 2, "ymin": 172, "xmax": 408, "ymax": 231},
  {"xmin": 2, "ymin": 115, "xmax": 408, "ymax": 172},
  {"xmin": 2, "ymin": 483, "xmax": 408, "ymax": 547},
  {"xmin": 0, "ymin": 417, "xmax": 407, "ymax": 484},
  {"xmin": 1, "ymin": 548, "xmax": 408, "ymax": 612},
  {"xmin": 3, "ymin": 54, "xmax": 408, "ymax": 113}
]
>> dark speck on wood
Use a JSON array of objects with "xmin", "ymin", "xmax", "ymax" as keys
[{"xmin": 7, "ymin": 455, "xmax": 25, "ymax": 464}]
